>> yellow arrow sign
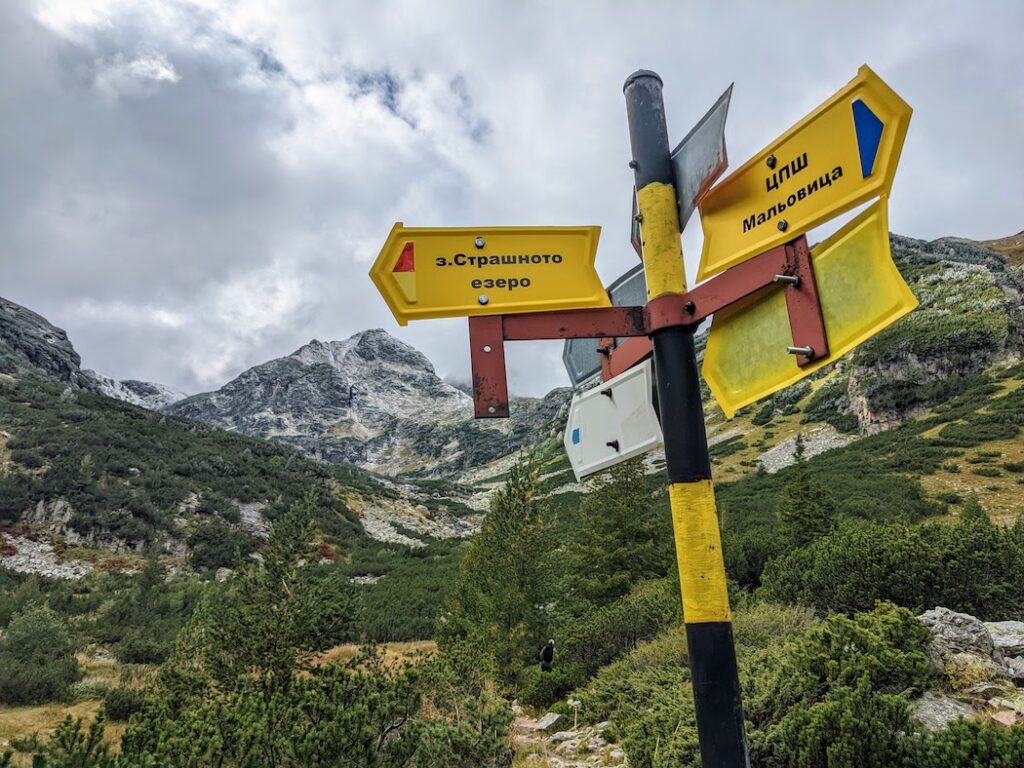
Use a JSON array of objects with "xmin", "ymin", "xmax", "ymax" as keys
[
  {"xmin": 697, "ymin": 65, "xmax": 912, "ymax": 281},
  {"xmin": 702, "ymin": 199, "xmax": 917, "ymax": 419},
  {"xmin": 370, "ymin": 224, "xmax": 609, "ymax": 325}
]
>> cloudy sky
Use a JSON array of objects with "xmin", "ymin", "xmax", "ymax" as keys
[{"xmin": 2, "ymin": 1, "xmax": 1022, "ymax": 397}]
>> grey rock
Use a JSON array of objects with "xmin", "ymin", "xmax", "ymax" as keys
[
  {"xmin": 1006, "ymin": 656, "xmax": 1024, "ymax": 682},
  {"xmin": 0, "ymin": 536, "xmax": 91, "ymax": 580},
  {"xmin": 0, "ymin": 296, "xmax": 87, "ymax": 386},
  {"xmin": 985, "ymin": 621, "xmax": 1024, "ymax": 658},
  {"xmin": 911, "ymin": 691, "xmax": 976, "ymax": 732},
  {"xmin": 550, "ymin": 731, "xmax": 575, "ymax": 743},
  {"xmin": 534, "ymin": 713, "xmax": 564, "ymax": 733},
  {"xmin": 961, "ymin": 679, "xmax": 1014, "ymax": 703},
  {"xmin": 757, "ymin": 425, "xmax": 856, "ymax": 473},
  {"xmin": 919, "ymin": 607, "xmax": 1001, "ymax": 663}
]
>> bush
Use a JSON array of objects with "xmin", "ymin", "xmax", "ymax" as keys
[
  {"xmin": 0, "ymin": 605, "xmax": 80, "ymax": 704},
  {"xmin": 103, "ymin": 687, "xmax": 147, "ymax": 722},
  {"xmin": 114, "ymin": 634, "xmax": 171, "ymax": 665},
  {"xmin": 904, "ymin": 718, "xmax": 1024, "ymax": 767},
  {"xmin": 187, "ymin": 520, "xmax": 255, "ymax": 571},
  {"xmin": 759, "ymin": 513, "xmax": 1024, "ymax": 619}
]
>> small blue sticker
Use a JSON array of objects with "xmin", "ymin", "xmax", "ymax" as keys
[{"xmin": 571, "ymin": 427, "xmax": 581, "ymax": 445}]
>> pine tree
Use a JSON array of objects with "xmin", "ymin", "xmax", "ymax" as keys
[
  {"xmin": 437, "ymin": 457, "xmax": 550, "ymax": 687},
  {"xmin": 566, "ymin": 457, "xmax": 672, "ymax": 608},
  {"xmin": 777, "ymin": 435, "xmax": 835, "ymax": 548}
]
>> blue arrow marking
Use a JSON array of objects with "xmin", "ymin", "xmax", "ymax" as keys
[
  {"xmin": 571, "ymin": 427, "xmax": 581, "ymax": 445},
  {"xmin": 852, "ymin": 98, "xmax": 884, "ymax": 179}
]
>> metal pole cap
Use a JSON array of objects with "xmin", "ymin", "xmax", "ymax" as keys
[{"xmin": 623, "ymin": 69, "xmax": 663, "ymax": 92}]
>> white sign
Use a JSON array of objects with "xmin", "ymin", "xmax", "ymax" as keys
[{"xmin": 563, "ymin": 359, "xmax": 663, "ymax": 480}]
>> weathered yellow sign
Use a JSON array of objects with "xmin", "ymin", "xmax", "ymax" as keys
[
  {"xmin": 702, "ymin": 200, "xmax": 917, "ymax": 418},
  {"xmin": 370, "ymin": 224, "xmax": 609, "ymax": 325},
  {"xmin": 697, "ymin": 65, "xmax": 912, "ymax": 280}
]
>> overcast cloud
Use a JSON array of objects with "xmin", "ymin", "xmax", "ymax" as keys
[{"xmin": 1, "ymin": 0, "xmax": 1022, "ymax": 397}]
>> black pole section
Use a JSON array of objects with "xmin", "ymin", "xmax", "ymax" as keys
[{"xmin": 624, "ymin": 70, "xmax": 750, "ymax": 768}]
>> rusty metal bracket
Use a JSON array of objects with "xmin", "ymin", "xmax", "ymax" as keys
[
  {"xmin": 781, "ymin": 236, "xmax": 829, "ymax": 367},
  {"xmin": 467, "ymin": 234, "xmax": 829, "ymax": 417},
  {"xmin": 468, "ymin": 316, "xmax": 509, "ymax": 418}
]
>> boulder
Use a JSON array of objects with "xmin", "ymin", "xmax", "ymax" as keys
[
  {"xmin": 533, "ymin": 712, "xmax": 564, "ymax": 733},
  {"xmin": 550, "ymin": 731, "xmax": 575, "ymax": 743},
  {"xmin": 911, "ymin": 691, "xmax": 976, "ymax": 732},
  {"xmin": 1006, "ymin": 656, "xmax": 1024, "ymax": 682},
  {"xmin": 985, "ymin": 621, "xmax": 1024, "ymax": 658},
  {"xmin": 992, "ymin": 709, "xmax": 1018, "ymax": 727},
  {"xmin": 919, "ymin": 607, "xmax": 1002, "ymax": 663}
]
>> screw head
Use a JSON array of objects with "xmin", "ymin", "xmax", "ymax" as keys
[
  {"xmin": 478, "ymin": 294, "xmax": 489, "ymax": 305},
  {"xmin": 483, "ymin": 344, "xmax": 492, "ymax": 353},
  {"xmin": 628, "ymin": 160, "xmax": 639, "ymax": 169},
  {"xmin": 766, "ymin": 154, "xmax": 777, "ymax": 169},
  {"xmin": 777, "ymin": 219, "xmax": 789, "ymax": 232},
  {"xmin": 474, "ymin": 236, "xmax": 485, "ymax": 249},
  {"xmin": 487, "ymin": 406, "xmax": 496, "ymax": 414}
]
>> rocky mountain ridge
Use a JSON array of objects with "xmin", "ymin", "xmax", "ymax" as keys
[
  {"xmin": 0, "ymin": 295, "xmax": 187, "ymax": 410},
  {"xmin": 168, "ymin": 330, "xmax": 570, "ymax": 477}
]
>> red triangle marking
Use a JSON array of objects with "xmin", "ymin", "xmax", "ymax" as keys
[{"xmin": 393, "ymin": 242, "xmax": 415, "ymax": 273}]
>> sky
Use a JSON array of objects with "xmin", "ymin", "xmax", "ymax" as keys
[{"xmin": 1, "ymin": 1, "xmax": 1022, "ymax": 397}]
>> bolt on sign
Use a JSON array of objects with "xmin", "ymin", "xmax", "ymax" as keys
[
  {"xmin": 702, "ymin": 199, "xmax": 917, "ymax": 417},
  {"xmin": 697, "ymin": 65, "xmax": 912, "ymax": 280},
  {"xmin": 369, "ymin": 223, "xmax": 608, "ymax": 325}
]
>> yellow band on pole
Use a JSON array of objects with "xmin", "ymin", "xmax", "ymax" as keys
[
  {"xmin": 669, "ymin": 480, "xmax": 731, "ymax": 623},
  {"xmin": 635, "ymin": 182, "xmax": 686, "ymax": 298}
]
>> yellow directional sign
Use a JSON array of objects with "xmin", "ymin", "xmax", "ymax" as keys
[
  {"xmin": 370, "ymin": 224, "xmax": 609, "ymax": 325},
  {"xmin": 697, "ymin": 65, "xmax": 912, "ymax": 280},
  {"xmin": 702, "ymin": 200, "xmax": 917, "ymax": 418}
]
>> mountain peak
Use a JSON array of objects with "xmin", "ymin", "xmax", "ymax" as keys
[{"xmin": 291, "ymin": 329, "xmax": 436, "ymax": 376}]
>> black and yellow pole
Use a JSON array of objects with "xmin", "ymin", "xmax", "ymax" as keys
[{"xmin": 624, "ymin": 71, "xmax": 749, "ymax": 767}]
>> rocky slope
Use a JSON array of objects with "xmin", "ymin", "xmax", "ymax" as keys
[
  {"xmin": 168, "ymin": 330, "xmax": 570, "ymax": 477},
  {"xmin": 84, "ymin": 370, "xmax": 187, "ymax": 410},
  {"xmin": 914, "ymin": 607, "xmax": 1024, "ymax": 731}
]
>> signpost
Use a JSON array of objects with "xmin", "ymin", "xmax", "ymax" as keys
[
  {"xmin": 697, "ymin": 65, "xmax": 912, "ymax": 280},
  {"xmin": 370, "ymin": 64, "xmax": 914, "ymax": 768},
  {"xmin": 370, "ymin": 224, "xmax": 608, "ymax": 325}
]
